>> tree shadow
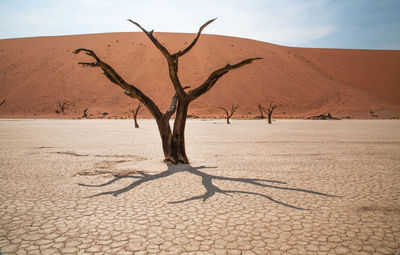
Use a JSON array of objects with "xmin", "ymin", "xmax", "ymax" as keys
[{"xmin": 78, "ymin": 165, "xmax": 337, "ymax": 210}]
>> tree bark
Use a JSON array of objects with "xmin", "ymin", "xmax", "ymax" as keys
[
  {"xmin": 156, "ymin": 104, "xmax": 189, "ymax": 164},
  {"xmin": 171, "ymin": 100, "xmax": 189, "ymax": 163},
  {"xmin": 268, "ymin": 113, "xmax": 272, "ymax": 124}
]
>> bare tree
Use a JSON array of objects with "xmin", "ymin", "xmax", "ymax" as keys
[
  {"xmin": 74, "ymin": 18, "xmax": 261, "ymax": 164},
  {"xmin": 131, "ymin": 103, "xmax": 143, "ymax": 128},
  {"xmin": 0, "ymin": 99, "xmax": 5, "ymax": 106},
  {"xmin": 261, "ymin": 102, "xmax": 279, "ymax": 124},
  {"xmin": 218, "ymin": 104, "xmax": 239, "ymax": 124},
  {"xmin": 257, "ymin": 104, "xmax": 265, "ymax": 119},
  {"xmin": 55, "ymin": 100, "xmax": 70, "ymax": 114}
]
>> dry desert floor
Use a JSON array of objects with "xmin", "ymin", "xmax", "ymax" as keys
[{"xmin": 0, "ymin": 119, "xmax": 399, "ymax": 255}]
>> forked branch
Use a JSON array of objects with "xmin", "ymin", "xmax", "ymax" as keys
[
  {"xmin": 165, "ymin": 86, "xmax": 191, "ymax": 119},
  {"xmin": 127, "ymin": 19, "xmax": 171, "ymax": 59},
  {"xmin": 174, "ymin": 18, "xmax": 217, "ymax": 57},
  {"xmin": 131, "ymin": 103, "xmax": 143, "ymax": 128},
  {"xmin": 128, "ymin": 19, "xmax": 185, "ymax": 97},
  {"xmin": 262, "ymin": 102, "xmax": 280, "ymax": 115},
  {"xmin": 73, "ymin": 48, "xmax": 163, "ymax": 120},
  {"xmin": 187, "ymin": 57, "xmax": 263, "ymax": 101},
  {"xmin": 132, "ymin": 103, "xmax": 143, "ymax": 118}
]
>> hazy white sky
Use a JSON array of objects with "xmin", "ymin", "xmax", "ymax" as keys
[{"xmin": 0, "ymin": 0, "xmax": 399, "ymax": 49}]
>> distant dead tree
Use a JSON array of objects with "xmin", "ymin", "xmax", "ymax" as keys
[
  {"xmin": 261, "ymin": 102, "xmax": 279, "ymax": 124},
  {"xmin": 308, "ymin": 112, "xmax": 340, "ymax": 120},
  {"xmin": 74, "ymin": 18, "xmax": 261, "ymax": 164},
  {"xmin": 218, "ymin": 104, "xmax": 239, "ymax": 124},
  {"xmin": 55, "ymin": 100, "xmax": 71, "ymax": 114},
  {"xmin": 0, "ymin": 99, "xmax": 6, "ymax": 106},
  {"xmin": 369, "ymin": 110, "xmax": 378, "ymax": 118},
  {"xmin": 131, "ymin": 103, "xmax": 143, "ymax": 128},
  {"xmin": 257, "ymin": 104, "xmax": 265, "ymax": 119},
  {"xmin": 82, "ymin": 108, "xmax": 88, "ymax": 118}
]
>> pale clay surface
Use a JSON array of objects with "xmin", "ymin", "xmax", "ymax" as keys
[{"xmin": 0, "ymin": 119, "xmax": 399, "ymax": 255}]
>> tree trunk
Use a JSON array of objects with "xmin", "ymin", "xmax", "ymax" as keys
[
  {"xmin": 156, "ymin": 100, "xmax": 189, "ymax": 164},
  {"xmin": 227, "ymin": 117, "xmax": 230, "ymax": 124},
  {"xmin": 157, "ymin": 120, "xmax": 174, "ymax": 162},
  {"xmin": 171, "ymin": 100, "xmax": 189, "ymax": 164},
  {"xmin": 268, "ymin": 113, "xmax": 272, "ymax": 124},
  {"xmin": 134, "ymin": 115, "xmax": 139, "ymax": 128},
  {"xmin": 258, "ymin": 105, "xmax": 265, "ymax": 119}
]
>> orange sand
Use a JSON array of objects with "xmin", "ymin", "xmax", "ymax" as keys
[{"xmin": 0, "ymin": 32, "xmax": 399, "ymax": 119}]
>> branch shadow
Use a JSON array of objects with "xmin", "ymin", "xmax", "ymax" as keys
[{"xmin": 78, "ymin": 164, "xmax": 337, "ymax": 210}]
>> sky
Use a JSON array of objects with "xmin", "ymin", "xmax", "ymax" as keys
[{"xmin": 0, "ymin": 0, "xmax": 399, "ymax": 50}]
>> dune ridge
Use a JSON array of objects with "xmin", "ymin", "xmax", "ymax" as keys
[{"xmin": 0, "ymin": 32, "xmax": 399, "ymax": 119}]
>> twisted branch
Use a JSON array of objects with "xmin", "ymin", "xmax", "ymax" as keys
[
  {"xmin": 187, "ymin": 58, "xmax": 263, "ymax": 101},
  {"xmin": 174, "ymin": 18, "xmax": 217, "ymax": 57},
  {"xmin": 73, "ymin": 48, "xmax": 163, "ymax": 120}
]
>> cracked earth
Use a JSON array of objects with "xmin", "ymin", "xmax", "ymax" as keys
[{"xmin": 0, "ymin": 119, "xmax": 399, "ymax": 254}]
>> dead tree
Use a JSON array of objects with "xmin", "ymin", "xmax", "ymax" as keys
[
  {"xmin": 0, "ymin": 99, "xmax": 6, "ymax": 106},
  {"xmin": 55, "ymin": 100, "xmax": 70, "ymax": 114},
  {"xmin": 218, "ymin": 104, "xmax": 239, "ymax": 124},
  {"xmin": 82, "ymin": 108, "xmax": 88, "ymax": 118},
  {"xmin": 257, "ymin": 104, "xmax": 265, "ymax": 119},
  {"xmin": 261, "ymin": 102, "xmax": 279, "ymax": 124},
  {"xmin": 308, "ymin": 112, "xmax": 340, "ymax": 120},
  {"xmin": 74, "ymin": 18, "xmax": 261, "ymax": 164},
  {"xmin": 131, "ymin": 103, "xmax": 142, "ymax": 128}
]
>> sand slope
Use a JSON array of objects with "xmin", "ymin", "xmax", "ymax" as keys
[{"xmin": 0, "ymin": 32, "xmax": 399, "ymax": 119}]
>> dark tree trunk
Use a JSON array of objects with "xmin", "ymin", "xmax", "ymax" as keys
[
  {"xmin": 268, "ymin": 113, "xmax": 272, "ymax": 124},
  {"xmin": 226, "ymin": 117, "xmax": 230, "ymax": 124},
  {"xmin": 134, "ymin": 117, "xmax": 139, "ymax": 128},
  {"xmin": 257, "ymin": 104, "xmax": 265, "ymax": 119},
  {"xmin": 132, "ymin": 103, "xmax": 142, "ymax": 128},
  {"xmin": 156, "ymin": 119, "xmax": 174, "ymax": 162},
  {"xmin": 170, "ymin": 100, "xmax": 189, "ymax": 163},
  {"xmin": 82, "ymin": 108, "xmax": 88, "ymax": 118},
  {"xmin": 156, "ymin": 102, "xmax": 189, "ymax": 164}
]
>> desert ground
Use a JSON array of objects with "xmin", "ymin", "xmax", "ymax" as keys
[{"xmin": 0, "ymin": 119, "xmax": 399, "ymax": 254}]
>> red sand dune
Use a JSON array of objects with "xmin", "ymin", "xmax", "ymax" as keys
[{"xmin": 0, "ymin": 32, "xmax": 399, "ymax": 119}]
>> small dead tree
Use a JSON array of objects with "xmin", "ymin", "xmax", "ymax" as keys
[
  {"xmin": 55, "ymin": 100, "xmax": 70, "ymax": 114},
  {"xmin": 261, "ymin": 102, "xmax": 279, "ymax": 124},
  {"xmin": 82, "ymin": 108, "xmax": 88, "ymax": 118},
  {"xmin": 0, "ymin": 99, "xmax": 6, "ymax": 106},
  {"xmin": 257, "ymin": 104, "xmax": 265, "ymax": 119},
  {"xmin": 74, "ymin": 18, "xmax": 261, "ymax": 164},
  {"xmin": 131, "ymin": 103, "xmax": 143, "ymax": 128},
  {"xmin": 218, "ymin": 104, "xmax": 239, "ymax": 124}
]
